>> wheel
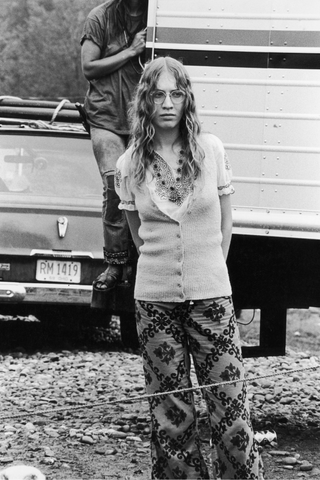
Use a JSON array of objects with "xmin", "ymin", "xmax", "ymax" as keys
[{"xmin": 120, "ymin": 312, "xmax": 139, "ymax": 350}]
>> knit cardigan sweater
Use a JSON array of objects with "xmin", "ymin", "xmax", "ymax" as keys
[{"xmin": 115, "ymin": 133, "xmax": 233, "ymax": 302}]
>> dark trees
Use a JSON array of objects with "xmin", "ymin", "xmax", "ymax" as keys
[{"xmin": 0, "ymin": 0, "xmax": 99, "ymax": 101}]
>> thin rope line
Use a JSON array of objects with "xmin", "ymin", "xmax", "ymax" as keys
[{"xmin": 0, "ymin": 364, "xmax": 318, "ymax": 421}]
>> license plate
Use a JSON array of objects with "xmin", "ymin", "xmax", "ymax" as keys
[{"xmin": 36, "ymin": 260, "xmax": 81, "ymax": 283}]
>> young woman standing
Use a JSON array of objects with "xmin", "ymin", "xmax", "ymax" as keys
[{"xmin": 115, "ymin": 56, "xmax": 264, "ymax": 479}]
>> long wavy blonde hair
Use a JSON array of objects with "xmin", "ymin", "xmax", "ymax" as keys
[{"xmin": 128, "ymin": 56, "xmax": 205, "ymax": 187}]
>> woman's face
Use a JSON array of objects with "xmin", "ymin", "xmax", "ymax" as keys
[{"xmin": 151, "ymin": 72, "xmax": 185, "ymax": 133}]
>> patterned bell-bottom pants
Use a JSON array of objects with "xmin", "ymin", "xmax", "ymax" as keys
[{"xmin": 136, "ymin": 297, "xmax": 264, "ymax": 480}]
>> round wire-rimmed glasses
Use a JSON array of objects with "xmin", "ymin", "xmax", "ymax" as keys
[{"xmin": 151, "ymin": 89, "xmax": 186, "ymax": 105}]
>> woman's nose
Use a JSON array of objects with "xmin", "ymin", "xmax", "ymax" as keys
[{"xmin": 163, "ymin": 93, "xmax": 173, "ymax": 108}]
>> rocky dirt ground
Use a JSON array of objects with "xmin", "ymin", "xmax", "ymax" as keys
[{"xmin": 0, "ymin": 308, "xmax": 320, "ymax": 480}]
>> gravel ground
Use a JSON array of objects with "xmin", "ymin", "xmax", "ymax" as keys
[{"xmin": 0, "ymin": 311, "xmax": 320, "ymax": 479}]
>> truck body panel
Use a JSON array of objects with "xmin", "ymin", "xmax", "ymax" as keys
[
  {"xmin": 134, "ymin": 0, "xmax": 320, "ymax": 356},
  {"xmin": 146, "ymin": 0, "xmax": 320, "ymax": 240}
]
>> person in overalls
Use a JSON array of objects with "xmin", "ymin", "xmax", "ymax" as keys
[{"xmin": 81, "ymin": 0, "xmax": 147, "ymax": 291}]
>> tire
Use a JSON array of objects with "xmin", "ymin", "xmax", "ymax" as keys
[{"xmin": 120, "ymin": 312, "xmax": 139, "ymax": 350}]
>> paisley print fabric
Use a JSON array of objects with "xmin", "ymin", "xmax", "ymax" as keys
[
  {"xmin": 136, "ymin": 297, "xmax": 264, "ymax": 480},
  {"xmin": 151, "ymin": 152, "xmax": 194, "ymax": 206}
]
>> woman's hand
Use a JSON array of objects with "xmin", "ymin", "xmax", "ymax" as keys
[{"xmin": 129, "ymin": 29, "xmax": 147, "ymax": 57}]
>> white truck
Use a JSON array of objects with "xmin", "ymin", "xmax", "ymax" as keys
[
  {"xmin": 143, "ymin": 0, "xmax": 320, "ymax": 357},
  {"xmin": 95, "ymin": 0, "xmax": 320, "ymax": 355},
  {"xmin": 146, "ymin": 0, "xmax": 320, "ymax": 237}
]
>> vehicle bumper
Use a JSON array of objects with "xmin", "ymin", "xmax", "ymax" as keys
[{"xmin": 0, "ymin": 282, "xmax": 92, "ymax": 305}]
